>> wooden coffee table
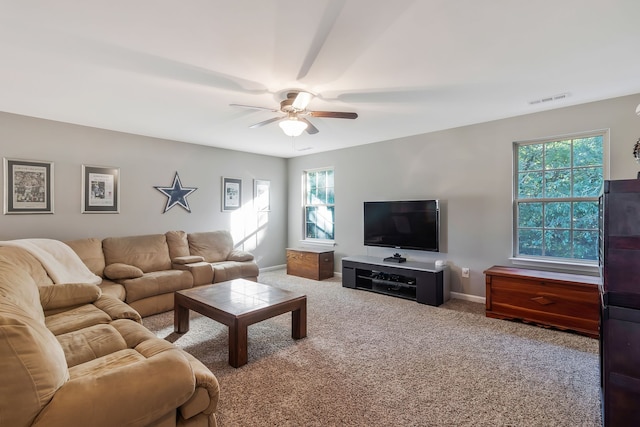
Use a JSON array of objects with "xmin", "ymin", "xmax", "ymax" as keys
[{"xmin": 174, "ymin": 279, "xmax": 307, "ymax": 368}]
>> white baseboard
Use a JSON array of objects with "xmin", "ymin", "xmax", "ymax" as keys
[
  {"xmin": 450, "ymin": 291, "xmax": 485, "ymax": 304},
  {"xmin": 260, "ymin": 264, "xmax": 286, "ymax": 273}
]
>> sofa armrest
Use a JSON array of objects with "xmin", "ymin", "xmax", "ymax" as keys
[
  {"xmin": 32, "ymin": 349, "xmax": 195, "ymax": 427},
  {"xmin": 93, "ymin": 295, "xmax": 142, "ymax": 323},
  {"xmin": 227, "ymin": 249, "xmax": 254, "ymax": 262},
  {"xmin": 38, "ymin": 283, "xmax": 101, "ymax": 311},
  {"xmin": 172, "ymin": 255, "xmax": 205, "ymax": 265},
  {"xmin": 179, "ymin": 352, "xmax": 220, "ymax": 419},
  {"xmin": 173, "ymin": 261, "xmax": 214, "ymax": 286}
]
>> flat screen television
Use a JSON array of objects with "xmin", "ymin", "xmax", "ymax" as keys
[{"xmin": 363, "ymin": 200, "xmax": 440, "ymax": 252}]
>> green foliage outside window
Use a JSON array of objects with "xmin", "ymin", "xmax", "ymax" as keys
[
  {"xmin": 304, "ymin": 169, "xmax": 335, "ymax": 240},
  {"xmin": 515, "ymin": 135, "xmax": 603, "ymax": 261}
]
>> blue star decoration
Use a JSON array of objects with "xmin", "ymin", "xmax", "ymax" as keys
[{"xmin": 154, "ymin": 172, "xmax": 197, "ymax": 213}]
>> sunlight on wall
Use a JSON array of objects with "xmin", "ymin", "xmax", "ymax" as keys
[{"xmin": 229, "ymin": 197, "xmax": 269, "ymax": 256}]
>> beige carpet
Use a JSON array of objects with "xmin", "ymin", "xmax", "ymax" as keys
[{"xmin": 143, "ymin": 269, "xmax": 601, "ymax": 426}]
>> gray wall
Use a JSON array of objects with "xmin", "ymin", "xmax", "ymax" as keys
[
  {"xmin": 3, "ymin": 93, "xmax": 640, "ymax": 299},
  {"xmin": 287, "ymin": 93, "xmax": 640, "ymax": 299},
  {"xmin": 0, "ymin": 112, "xmax": 288, "ymax": 268}
]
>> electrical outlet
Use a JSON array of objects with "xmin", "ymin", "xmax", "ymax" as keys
[{"xmin": 462, "ymin": 267, "xmax": 470, "ymax": 278}]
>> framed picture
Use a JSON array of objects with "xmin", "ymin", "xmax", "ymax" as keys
[
  {"xmin": 82, "ymin": 165, "xmax": 120, "ymax": 213},
  {"xmin": 3, "ymin": 158, "xmax": 54, "ymax": 214},
  {"xmin": 254, "ymin": 179, "xmax": 270, "ymax": 211},
  {"xmin": 222, "ymin": 177, "xmax": 242, "ymax": 211}
]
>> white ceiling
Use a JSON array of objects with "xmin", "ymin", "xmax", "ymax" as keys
[{"xmin": 1, "ymin": 1, "xmax": 640, "ymax": 158}]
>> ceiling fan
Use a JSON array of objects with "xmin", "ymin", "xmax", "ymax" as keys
[{"xmin": 230, "ymin": 91, "xmax": 358, "ymax": 137}]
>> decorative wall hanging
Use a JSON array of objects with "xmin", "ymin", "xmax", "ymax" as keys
[
  {"xmin": 155, "ymin": 172, "xmax": 197, "ymax": 213},
  {"xmin": 222, "ymin": 177, "xmax": 242, "ymax": 211},
  {"xmin": 82, "ymin": 165, "xmax": 120, "ymax": 213},
  {"xmin": 254, "ymin": 179, "xmax": 270, "ymax": 211},
  {"xmin": 3, "ymin": 158, "xmax": 54, "ymax": 214}
]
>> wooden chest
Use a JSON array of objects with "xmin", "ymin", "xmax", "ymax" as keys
[
  {"xmin": 286, "ymin": 248, "xmax": 334, "ymax": 281},
  {"xmin": 484, "ymin": 265, "xmax": 600, "ymax": 338}
]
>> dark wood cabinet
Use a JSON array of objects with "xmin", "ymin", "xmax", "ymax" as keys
[
  {"xmin": 600, "ymin": 179, "xmax": 640, "ymax": 426},
  {"xmin": 484, "ymin": 265, "xmax": 600, "ymax": 338},
  {"xmin": 286, "ymin": 248, "xmax": 334, "ymax": 281},
  {"xmin": 600, "ymin": 305, "xmax": 640, "ymax": 426}
]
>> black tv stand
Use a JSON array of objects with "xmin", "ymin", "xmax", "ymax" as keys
[{"xmin": 342, "ymin": 256, "xmax": 448, "ymax": 306}]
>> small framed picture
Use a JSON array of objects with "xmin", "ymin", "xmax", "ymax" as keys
[
  {"xmin": 3, "ymin": 158, "xmax": 54, "ymax": 214},
  {"xmin": 254, "ymin": 179, "xmax": 271, "ymax": 211},
  {"xmin": 82, "ymin": 165, "xmax": 120, "ymax": 213},
  {"xmin": 222, "ymin": 177, "xmax": 242, "ymax": 211}
]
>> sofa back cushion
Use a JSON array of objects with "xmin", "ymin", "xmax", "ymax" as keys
[
  {"xmin": 102, "ymin": 234, "xmax": 172, "ymax": 273},
  {"xmin": 65, "ymin": 238, "xmax": 106, "ymax": 277},
  {"xmin": 0, "ymin": 253, "xmax": 69, "ymax": 426},
  {"xmin": 0, "ymin": 245, "xmax": 53, "ymax": 286},
  {"xmin": 0, "ymin": 252, "xmax": 46, "ymax": 323},
  {"xmin": 0, "ymin": 310, "xmax": 70, "ymax": 426},
  {"xmin": 165, "ymin": 230, "xmax": 190, "ymax": 259},
  {"xmin": 187, "ymin": 231, "xmax": 234, "ymax": 263}
]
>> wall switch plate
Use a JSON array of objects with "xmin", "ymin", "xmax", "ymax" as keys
[{"xmin": 462, "ymin": 267, "xmax": 470, "ymax": 278}]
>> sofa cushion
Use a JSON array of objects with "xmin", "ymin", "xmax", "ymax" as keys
[
  {"xmin": 0, "ymin": 261, "xmax": 46, "ymax": 323},
  {"xmin": 121, "ymin": 270, "xmax": 193, "ymax": 303},
  {"xmin": 166, "ymin": 230, "xmax": 190, "ymax": 259},
  {"xmin": 104, "ymin": 263, "xmax": 144, "ymax": 280},
  {"xmin": 212, "ymin": 261, "xmax": 260, "ymax": 283},
  {"xmin": 65, "ymin": 238, "xmax": 106, "ymax": 277},
  {"xmin": 41, "ymin": 347, "xmax": 195, "ymax": 427},
  {"xmin": 45, "ymin": 304, "xmax": 112, "ymax": 336},
  {"xmin": 188, "ymin": 230, "xmax": 234, "ymax": 263},
  {"xmin": 56, "ymin": 323, "xmax": 128, "ymax": 368},
  {"xmin": 227, "ymin": 249, "xmax": 254, "ymax": 262},
  {"xmin": 0, "ymin": 246, "xmax": 53, "ymax": 286},
  {"xmin": 102, "ymin": 234, "xmax": 172, "ymax": 273},
  {"xmin": 0, "ymin": 301, "xmax": 69, "ymax": 427}
]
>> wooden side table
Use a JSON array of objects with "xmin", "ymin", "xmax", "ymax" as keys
[{"xmin": 286, "ymin": 248, "xmax": 334, "ymax": 280}]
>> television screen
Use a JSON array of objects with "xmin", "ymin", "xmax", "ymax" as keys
[{"xmin": 363, "ymin": 200, "xmax": 439, "ymax": 252}]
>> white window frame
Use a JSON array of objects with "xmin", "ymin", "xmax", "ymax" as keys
[
  {"xmin": 511, "ymin": 129, "xmax": 610, "ymax": 274},
  {"xmin": 302, "ymin": 167, "xmax": 335, "ymax": 246}
]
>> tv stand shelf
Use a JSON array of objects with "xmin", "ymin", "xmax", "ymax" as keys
[{"xmin": 342, "ymin": 256, "xmax": 448, "ymax": 306}]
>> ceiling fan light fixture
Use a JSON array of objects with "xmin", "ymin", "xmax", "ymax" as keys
[{"xmin": 279, "ymin": 117, "xmax": 308, "ymax": 137}]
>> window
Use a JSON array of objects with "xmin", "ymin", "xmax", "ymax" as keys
[
  {"xmin": 514, "ymin": 132, "xmax": 606, "ymax": 263},
  {"xmin": 303, "ymin": 168, "xmax": 335, "ymax": 241}
]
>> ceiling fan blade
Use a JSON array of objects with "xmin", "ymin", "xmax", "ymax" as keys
[
  {"xmin": 230, "ymin": 104, "xmax": 279, "ymax": 112},
  {"xmin": 300, "ymin": 118, "xmax": 319, "ymax": 134},
  {"xmin": 308, "ymin": 111, "xmax": 358, "ymax": 119},
  {"xmin": 296, "ymin": 1, "xmax": 346, "ymax": 80},
  {"xmin": 249, "ymin": 116, "xmax": 283, "ymax": 129},
  {"xmin": 10, "ymin": 25, "xmax": 268, "ymax": 94},
  {"xmin": 292, "ymin": 91, "xmax": 314, "ymax": 111}
]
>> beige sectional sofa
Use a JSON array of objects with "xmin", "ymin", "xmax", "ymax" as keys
[
  {"xmin": 67, "ymin": 230, "xmax": 259, "ymax": 317},
  {"xmin": 0, "ymin": 229, "xmax": 259, "ymax": 426},
  {"xmin": 0, "ymin": 245, "xmax": 219, "ymax": 427}
]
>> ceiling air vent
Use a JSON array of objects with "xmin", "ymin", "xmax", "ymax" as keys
[{"xmin": 528, "ymin": 92, "xmax": 570, "ymax": 105}]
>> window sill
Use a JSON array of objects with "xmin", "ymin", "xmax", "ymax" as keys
[
  {"xmin": 299, "ymin": 239, "xmax": 336, "ymax": 248},
  {"xmin": 509, "ymin": 257, "xmax": 599, "ymax": 275}
]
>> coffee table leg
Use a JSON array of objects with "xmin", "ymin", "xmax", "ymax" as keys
[
  {"xmin": 174, "ymin": 303, "xmax": 190, "ymax": 333},
  {"xmin": 292, "ymin": 299, "xmax": 307, "ymax": 339},
  {"xmin": 229, "ymin": 319, "xmax": 248, "ymax": 368}
]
